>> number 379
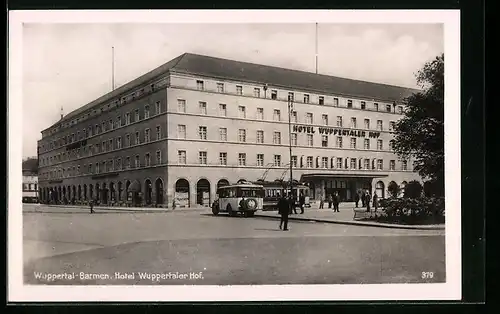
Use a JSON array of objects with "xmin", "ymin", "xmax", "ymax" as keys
[{"xmin": 422, "ymin": 272, "xmax": 434, "ymax": 279}]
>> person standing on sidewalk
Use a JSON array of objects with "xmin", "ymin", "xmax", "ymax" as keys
[
  {"xmin": 355, "ymin": 191, "xmax": 360, "ymax": 208},
  {"xmin": 328, "ymin": 194, "xmax": 333, "ymax": 209},
  {"xmin": 299, "ymin": 193, "xmax": 305, "ymax": 214},
  {"xmin": 89, "ymin": 199, "xmax": 95, "ymax": 214},
  {"xmin": 361, "ymin": 190, "xmax": 366, "ymax": 207},
  {"xmin": 319, "ymin": 195, "xmax": 324, "ymax": 209},
  {"xmin": 332, "ymin": 191, "xmax": 340, "ymax": 212},
  {"xmin": 278, "ymin": 193, "xmax": 289, "ymax": 231},
  {"xmin": 365, "ymin": 191, "xmax": 372, "ymax": 213},
  {"xmin": 373, "ymin": 192, "xmax": 379, "ymax": 214}
]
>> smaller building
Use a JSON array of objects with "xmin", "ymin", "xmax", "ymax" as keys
[{"xmin": 22, "ymin": 171, "xmax": 39, "ymax": 203}]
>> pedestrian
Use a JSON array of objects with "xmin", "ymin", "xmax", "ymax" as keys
[
  {"xmin": 328, "ymin": 194, "xmax": 333, "ymax": 209},
  {"xmin": 277, "ymin": 193, "xmax": 289, "ymax": 231},
  {"xmin": 355, "ymin": 191, "xmax": 360, "ymax": 208},
  {"xmin": 373, "ymin": 193, "xmax": 379, "ymax": 213},
  {"xmin": 319, "ymin": 195, "xmax": 324, "ymax": 209},
  {"xmin": 361, "ymin": 190, "xmax": 366, "ymax": 207},
  {"xmin": 365, "ymin": 191, "xmax": 371, "ymax": 212},
  {"xmin": 299, "ymin": 193, "xmax": 305, "ymax": 214},
  {"xmin": 333, "ymin": 191, "xmax": 340, "ymax": 212},
  {"xmin": 89, "ymin": 198, "xmax": 95, "ymax": 214}
]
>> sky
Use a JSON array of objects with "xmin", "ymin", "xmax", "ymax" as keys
[{"xmin": 22, "ymin": 22, "xmax": 443, "ymax": 158}]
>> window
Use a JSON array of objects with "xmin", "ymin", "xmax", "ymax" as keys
[
  {"xmin": 196, "ymin": 80, "xmax": 204, "ymax": 90},
  {"xmin": 145, "ymin": 153, "xmax": 151, "ymax": 167},
  {"xmin": 319, "ymin": 96, "xmax": 324, "ymax": 105},
  {"xmin": 257, "ymin": 108, "xmax": 264, "ymax": 120},
  {"xmin": 374, "ymin": 103, "xmax": 379, "ymax": 111},
  {"xmin": 155, "ymin": 101, "xmax": 161, "ymax": 115},
  {"xmin": 257, "ymin": 154, "xmax": 264, "ymax": 167},
  {"xmin": 199, "ymin": 152, "xmax": 207, "ymax": 165},
  {"xmin": 134, "ymin": 155, "xmax": 140, "ymax": 168},
  {"xmin": 333, "ymin": 98, "xmax": 339, "ymax": 107},
  {"xmin": 117, "ymin": 116, "xmax": 122, "ymax": 128},
  {"xmin": 236, "ymin": 85, "xmax": 243, "ymax": 95},
  {"xmin": 337, "ymin": 116, "xmax": 343, "ymax": 127},
  {"xmin": 257, "ymin": 130, "xmax": 264, "ymax": 143},
  {"xmin": 377, "ymin": 159, "xmax": 383, "ymax": 170},
  {"xmin": 271, "ymin": 90, "xmax": 277, "ymax": 100},
  {"xmin": 143, "ymin": 129, "xmax": 150, "ymax": 143},
  {"xmin": 307, "ymin": 134, "xmax": 313, "ymax": 146},
  {"xmin": 364, "ymin": 118, "xmax": 370, "ymax": 129},
  {"xmin": 156, "ymin": 151, "xmax": 161, "ymax": 164},
  {"xmin": 364, "ymin": 139, "xmax": 370, "ymax": 149},
  {"xmin": 322, "ymin": 135, "xmax": 328, "ymax": 147},
  {"xmin": 351, "ymin": 117, "xmax": 357, "ymax": 128},
  {"xmin": 361, "ymin": 101, "xmax": 366, "ymax": 110},
  {"xmin": 178, "ymin": 99, "xmax": 186, "ymax": 113},
  {"xmin": 291, "ymin": 156, "xmax": 298, "ymax": 167},
  {"xmin": 109, "ymin": 118, "xmax": 114, "ymax": 129},
  {"xmin": 199, "ymin": 126, "xmax": 207, "ymax": 140},
  {"xmin": 306, "ymin": 156, "xmax": 313, "ymax": 168},
  {"xmin": 364, "ymin": 158, "xmax": 370, "ymax": 170},
  {"xmin": 304, "ymin": 94, "xmax": 310, "ymax": 103},
  {"xmin": 254, "ymin": 88, "xmax": 260, "ymax": 98},
  {"xmin": 217, "ymin": 83, "xmax": 224, "ymax": 93},
  {"xmin": 125, "ymin": 113, "xmax": 130, "ymax": 125},
  {"xmin": 102, "ymin": 141, "xmax": 106, "ymax": 152},
  {"xmin": 336, "ymin": 137, "xmax": 343, "ymax": 148},
  {"xmin": 89, "ymin": 145, "xmax": 93, "ymax": 155},
  {"xmin": 288, "ymin": 92, "xmax": 294, "ymax": 101},
  {"xmin": 377, "ymin": 139, "xmax": 383, "ymax": 150},
  {"xmin": 291, "ymin": 133, "xmax": 297, "ymax": 146},
  {"xmin": 305, "ymin": 113, "xmax": 313, "ymax": 124},
  {"xmin": 89, "ymin": 164, "xmax": 93, "ymax": 173},
  {"xmin": 238, "ymin": 153, "xmax": 246, "ymax": 166},
  {"xmin": 350, "ymin": 158, "xmax": 357, "ymax": 169},
  {"xmin": 377, "ymin": 120, "xmax": 383, "ymax": 131},
  {"xmin": 219, "ymin": 128, "xmax": 227, "ymax": 142},
  {"xmin": 101, "ymin": 161, "xmax": 106, "ymax": 173},
  {"xmin": 390, "ymin": 160, "xmax": 396, "ymax": 170},
  {"xmin": 156, "ymin": 126, "xmax": 161, "ymax": 140},
  {"xmin": 135, "ymin": 109, "xmax": 140, "ymax": 122},
  {"xmin": 135, "ymin": 131, "xmax": 140, "ymax": 145},
  {"xmin": 322, "ymin": 157, "xmax": 328, "ymax": 168},
  {"xmin": 322, "ymin": 114, "xmax": 328, "ymax": 125},
  {"xmin": 238, "ymin": 129, "xmax": 246, "ymax": 142},
  {"xmin": 389, "ymin": 140, "xmax": 393, "ymax": 150},
  {"xmin": 117, "ymin": 158, "xmax": 122, "ymax": 170},
  {"xmin": 347, "ymin": 100, "xmax": 353, "ymax": 108},
  {"xmin": 178, "ymin": 125, "xmax": 186, "ymax": 139},
  {"xmin": 291, "ymin": 111, "xmax": 298, "ymax": 122},
  {"xmin": 350, "ymin": 138, "xmax": 357, "ymax": 149},
  {"xmin": 101, "ymin": 122, "xmax": 106, "ymax": 132},
  {"xmin": 273, "ymin": 132, "xmax": 281, "ymax": 144},
  {"xmin": 402, "ymin": 160, "xmax": 408, "ymax": 170},
  {"xmin": 219, "ymin": 104, "xmax": 227, "ymax": 116},
  {"xmin": 238, "ymin": 106, "xmax": 246, "ymax": 118},
  {"xmin": 273, "ymin": 109, "xmax": 281, "ymax": 121},
  {"xmin": 389, "ymin": 121, "xmax": 396, "ymax": 131},
  {"xmin": 126, "ymin": 157, "xmax": 131, "ymax": 169},
  {"xmin": 386, "ymin": 104, "xmax": 392, "ymax": 112},
  {"xmin": 199, "ymin": 102, "xmax": 207, "ymax": 115},
  {"xmin": 96, "ymin": 162, "xmax": 100, "ymax": 173},
  {"xmin": 219, "ymin": 152, "xmax": 227, "ymax": 165},
  {"xmin": 108, "ymin": 139, "xmax": 113, "ymax": 151},
  {"xmin": 274, "ymin": 155, "xmax": 281, "ymax": 166},
  {"xmin": 178, "ymin": 150, "xmax": 186, "ymax": 164},
  {"xmin": 398, "ymin": 106, "xmax": 403, "ymax": 114},
  {"xmin": 144, "ymin": 105, "xmax": 150, "ymax": 119}
]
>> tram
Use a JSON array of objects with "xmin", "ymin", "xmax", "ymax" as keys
[{"xmin": 253, "ymin": 180, "xmax": 311, "ymax": 210}]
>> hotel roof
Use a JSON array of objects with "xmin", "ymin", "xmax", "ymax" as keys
[{"xmin": 50, "ymin": 52, "xmax": 419, "ymax": 128}]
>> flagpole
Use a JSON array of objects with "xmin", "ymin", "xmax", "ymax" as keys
[
  {"xmin": 112, "ymin": 46, "xmax": 115, "ymax": 91},
  {"xmin": 315, "ymin": 22, "xmax": 318, "ymax": 74}
]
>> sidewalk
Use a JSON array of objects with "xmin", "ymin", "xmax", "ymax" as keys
[
  {"xmin": 256, "ymin": 204, "xmax": 445, "ymax": 230},
  {"xmin": 35, "ymin": 204, "xmax": 209, "ymax": 213}
]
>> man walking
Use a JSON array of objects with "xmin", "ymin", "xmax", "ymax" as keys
[
  {"xmin": 365, "ymin": 191, "xmax": 371, "ymax": 213},
  {"xmin": 89, "ymin": 198, "xmax": 95, "ymax": 214},
  {"xmin": 332, "ymin": 191, "xmax": 340, "ymax": 212},
  {"xmin": 355, "ymin": 191, "xmax": 360, "ymax": 208},
  {"xmin": 373, "ymin": 192, "xmax": 379, "ymax": 214},
  {"xmin": 328, "ymin": 194, "xmax": 333, "ymax": 209},
  {"xmin": 299, "ymin": 192, "xmax": 305, "ymax": 214},
  {"xmin": 361, "ymin": 190, "xmax": 366, "ymax": 207},
  {"xmin": 278, "ymin": 193, "xmax": 290, "ymax": 231}
]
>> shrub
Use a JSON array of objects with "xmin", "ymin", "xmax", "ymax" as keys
[
  {"xmin": 404, "ymin": 180, "xmax": 423, "ymax": 199},
  {"xmin": 377, "ymin": 196, "xmax": 445, "ymax": 224},
  {"xmin": 387, "ymin": 181, "xmax": 401, "ymax": 198}
]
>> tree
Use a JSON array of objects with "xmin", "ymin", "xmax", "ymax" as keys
[
  {"xmin": 404, "ymin": 180, "xmax": 423, "ymax": 199},
  {"xmin": 387, "ymin": 181, "xmax": 401, "ymax": 198},
  {"xmin": 391, "ymin": 54, "xmax": 444, "ymax": 196}
]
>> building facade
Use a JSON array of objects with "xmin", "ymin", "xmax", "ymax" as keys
[
  {"xmin": 37, "ymin": 53, "xmax": 421, "ymax": 208},
  {"xmin": 22, "ymin": 171, "xmax": 39, "ymax": 203}
]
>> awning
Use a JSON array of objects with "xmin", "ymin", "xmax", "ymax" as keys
[
  {"xmin": 300, "ymin": 173, "xmax": 388, "ymax": 180},
  {"xmin": 128, "ymin": 180, "xmax": 141, "ymax": 192}
]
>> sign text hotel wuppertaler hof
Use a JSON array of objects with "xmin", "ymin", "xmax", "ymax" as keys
[{"xmin": 292, "ymin": 125, "xmax": 382, "ymax": 138}]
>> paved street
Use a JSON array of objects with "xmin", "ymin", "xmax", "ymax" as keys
[{"xmin": 23, "ymin": 204, "xmax": 446, "ymax": 285}]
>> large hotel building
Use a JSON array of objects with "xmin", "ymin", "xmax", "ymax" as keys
[{"xmin": 37, "ymin": 53, "xmax": 421, "ymax": 208}]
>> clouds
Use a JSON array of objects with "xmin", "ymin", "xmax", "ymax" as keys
[{"xmin": 22, "ymin": 23, "xmax": 443, "ymax": 158}]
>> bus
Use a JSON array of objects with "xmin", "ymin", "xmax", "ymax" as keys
[
  {"xmin": 211, "ymin": 182, "xmax": 265, "ymax": 217},
  {"xmin": 254, "ymin": 180, "xmax": 310, "ymax": 211}
]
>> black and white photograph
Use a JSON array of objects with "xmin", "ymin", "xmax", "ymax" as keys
[{"xmin": 8, "ymin": 10, "xmax": 461, "ymax": 302}]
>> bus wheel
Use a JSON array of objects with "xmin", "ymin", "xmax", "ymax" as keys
[{"xmin": 212, "ymin": 204, "xmax": 219, "ymax": 216}]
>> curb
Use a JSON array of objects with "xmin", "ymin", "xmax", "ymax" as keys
[
  {"xmin": 43, "ymin": 204, "xmax": 208, "ymax": 213},
  {"xmin": 255, "ymin": 214, "xmax": 445, "ymax": 230}
]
